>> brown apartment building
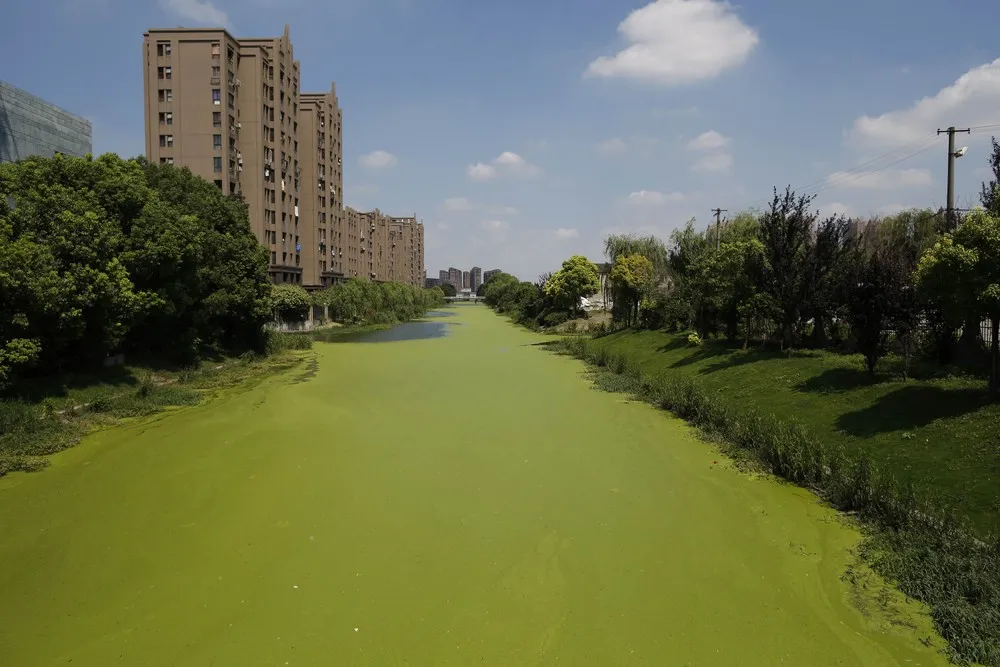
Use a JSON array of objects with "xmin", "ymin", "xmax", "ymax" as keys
[{"xmin": 143, "ymin": 25, "xmax": 346, "ymax": 288}]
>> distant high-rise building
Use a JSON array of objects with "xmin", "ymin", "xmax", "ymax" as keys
[
  {"xmin": 483, "ymin": 269, "xmax": 502, "ymax": 284},
  {"xmin": 462, "ymin": 270, "xmax": 470, "ymax": 290},
  {"xmin": 439, "ymin": 270, "xmax": 449, "ymax": 283},
  {"xmin": 0, "ymin": 80, "xmax": 92, "ymax": 163},
  {"xmin": 470, "ymin": 266, "xmax": 482, "ymax": 292},
  {"xmin": 447, "ymin": 267, "xmax": 461, "ymax": 289}
]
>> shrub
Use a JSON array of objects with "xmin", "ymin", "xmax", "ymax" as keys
[
  {"xmin": 687, "ymin": 332, "xmax": 702, "ymax": 346},
  {"xmin": 542, "ymin": 311, "xmax": 569, "ymax": 327},
  {"xmin": 272, "ymin": 284, "xmax": 312, "ymax": 322}
]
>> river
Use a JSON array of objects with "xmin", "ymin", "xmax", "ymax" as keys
[{"xmin": 0, "ymin": 305, "xmax": 946, "ymax": 665}]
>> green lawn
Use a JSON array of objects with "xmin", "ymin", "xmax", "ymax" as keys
[{"xmin": 587, "ymin": 330, "xmax": 1000, "ymax": 536}]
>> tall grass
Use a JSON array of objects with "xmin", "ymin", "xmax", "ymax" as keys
[{"xmin": 554, "ymin": 335, "xmax": 1000, "ymax": 666}]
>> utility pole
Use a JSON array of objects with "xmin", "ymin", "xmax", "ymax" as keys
[
  {"xmin": 937, "ymin": 126, "xmax": 970, "ymax": 229},
  {"xmin": 711, "ymin": 208, "xmax": 727, "ymax": 249}
]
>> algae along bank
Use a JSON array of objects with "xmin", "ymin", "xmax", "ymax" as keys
[{"xmin": 0, "ymin": 306, "xmax": 948, "ymax": 666}]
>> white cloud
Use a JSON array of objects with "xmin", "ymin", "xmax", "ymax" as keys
[
  {"xmin": 481, "ymin": 219, "xmax": 510, "ymax": 232},
  {"xmin": 489, "ymin": 205, "xmax": 520, "ymax": 216},
  {"xmin": 585, "ymin": 0, "xmax": 759, "ymax": 86},
  {"xmin": 554, "ymin": 228, "xmax": 580, "ymax": 240},
  {"xmin": 849, "ymin": 58, "xmax": 1000, "ymax": 148},
  {"xmin": 692, "ymin": 153, "xmax": 733, "ymax": 172},
  {"xmin": 161, "ymin": 0, "xmax": 227, "ymax": 25},
  {"xmin": 467, "ymin": 163, "xmax": 497, "ymax": 181},
  {"xmin": 468, "ymin": 152, "xmax": 542, "ymax": 181},
  {"xmin": 687, "ymin": 130, "xmax": 730, "ymax": 151},
  {"xmin": 596, "ymin": 138, "xmax": 629, "ymax": 155},
  {"xmin": 825, "ymin": 168, "xmax": 932, "ymax": 190},
  {"xmin": 443, "ymin": 197, "xmax": 475, "ymax": 211},
  {"xmin": 359, "ymin": 150, "xmax": 398, "ymax": 169},
  {"xmin": 626, "ymin": 190, "xmax": 686, "ymax": 206}
]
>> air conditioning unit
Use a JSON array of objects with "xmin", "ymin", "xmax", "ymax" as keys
[
  {"xmin": 237, "ymin": 165, "xmax": 242, "ymax": 172},
  {"xmin": 235, "ymin": 79, "xmax": 241, "ymax": 86},
  {"xmin": 235, "ymin": 122, "xmax": 241, "ymax": 129}
]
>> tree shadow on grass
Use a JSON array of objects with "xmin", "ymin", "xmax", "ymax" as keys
[
  {"xmin": 796, "ymin": 368, "xmax": 883, "ymax": 394},
  {"xmin": 695, "ymin": 346, "xmax": 820, "ymax": 376},
  {"xmin": 4, "ymin": 365, "xmax": 141, "ymax": 403},
  {"xmin": 836, "ymin": 385, "xmax": 990, "ymax": 437}
]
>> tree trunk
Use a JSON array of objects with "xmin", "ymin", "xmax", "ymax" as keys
[
  {"xmin": 990, "ymin": 317, "xmax": 999, "ymax": 399},
  {"xmin": 957, "ymin": 315, "xmax": 986, "ymax": 366},
  {"xmin": 810, "ymin": 316, "xmax": 829, "ymax": 349}
]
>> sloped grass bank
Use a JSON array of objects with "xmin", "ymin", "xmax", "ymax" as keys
[
  {"xmin": 1, "ymin": 335, "xmax": 311, "ymax": 476},
  {"xmin": 552, "ymin": 335, "xmax": 1000, "ymax": 666}
]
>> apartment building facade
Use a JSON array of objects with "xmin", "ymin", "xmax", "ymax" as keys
[
  {"xmin": 144, "ymin": 25, "xmax": 341, "ymax": 288},
  {"xmin": 470, "ymin": 266, "xmax": 482, "ymax": 292},
  {"xmin": 143, "ymin": 24, "xmax": 423, "ymax": 290}
]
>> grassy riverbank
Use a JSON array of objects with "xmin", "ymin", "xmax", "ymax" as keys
[
  {"xmin": 552, "ymin": 330, "xmax": 1000, "ymax": 666},
  {"xmin": 0, "ymin": 333, "xmax": 313, "ymax": 477}
]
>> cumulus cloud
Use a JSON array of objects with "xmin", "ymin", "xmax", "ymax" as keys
[
  {"xmin": 825, "ymin": 168, "xmax": 932, "ymax": 190},
  {"xmin": 489, "ymin": 205, "xmax": 520, "ymax": 216},
  {"xmin": 554, "ymin": 228, "xmax": 580, "ymax": 240},
  {"xmin": 848, "ymin": 58, "xmax": 1000, "ymax": 148},
  {"xmin": 467, "ymin": 152, "xmax": 541, "ymax": 181},
  {"xmin": 467, "ymin": 163, "xmax": 497, "ymax": 181},
  {"xmin": 585, "ymin": 0, "xmax": 759, "ymax": 86},
  {"xmin": 692, "ymin": 153, "xmax": 733, "ymax": 172},
  {"xmin": 161, "ymin": 0, "xmax": 227, "ymax": 26},
  {"xmin": 360, "ymin": 150, "xmax": 398, "ymax": 169},
  {"xmin": 626, "ymin": 190, "xmax": 686, "ymax": 206},
  {"xmin": 687, "ymin": 130, "xmax": 730, "ymax": 151}
]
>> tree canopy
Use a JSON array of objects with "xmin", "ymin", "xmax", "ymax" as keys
[{"xmin": 544, "ymin": 256, "xmax": 600, "ymax": 313}]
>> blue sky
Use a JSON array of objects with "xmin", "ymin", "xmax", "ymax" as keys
[{"xmin": 3, "ymin": 0, "xmax": 1000, "ymax": 280}]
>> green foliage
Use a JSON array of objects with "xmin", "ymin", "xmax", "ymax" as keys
[
  {"xmin": 686, "ymin": 332, "xmax": 702, "ymax": 346},
  {"xmin": 439, "ymin": 281, "xmax": 457, "ymax": 297},
  {"xmin": 271, "ymin": 284, "xmax": 311, "ymax": 322},
  {"xmin": 609, "ymin": 253, "xmax": 654, "ymax": 327},
  {"xmin": 917, "ymin": 209, "xmax": 1000, "ymax": 394},
  {"xmin": 0, "ymin": 154, "xmax": 274, "ymax": 384},
  {"xmin": 544, "ymin": 255, "xmax": 600, "ymax": 313},
  {"xmin": 314, "ymin": 279, "xmax": 443, "ymax": 326}
]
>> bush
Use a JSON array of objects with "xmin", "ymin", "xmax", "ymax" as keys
[
  {"xmin": 687, "ymin": 332, "xmax": 702, "ymax": 346},
  {"xmin": 271, "ymin": 284, "xmax": 312, "ymax": 322},
  {"xmin": 542, "ymin": 311, "xmax": 569, "ymax": 327}
]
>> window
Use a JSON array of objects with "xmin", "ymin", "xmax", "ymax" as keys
[
  {"xmin": 228, "ymin": 92, "xmax": 235, "ymax": 110},
  {"xmin": 158, "ymin": 88, "xmax": 173, "ymax": 102},
  {"xmin": 158, "ymin": 112, "xmax": 166, "ymax": 124},
  {"xmin": 156, "ymin": 42, "xmax": 171, "ymax": 57},
  {"xmin": 157, "ymin": 67, "xmax": 165, "ymax": 79},
  {"xmin": 211, "ymin": 65, "xmax": 220, "ymax": 78},
  {"xmin": 213, "ymin": 111, "xmax": 222, "ymax": 126},
  {"xmin": 212, "ymin": 43, "xmax": 220, "ymax": 57},
  {"xmin": 213, "ymin": 134, "xmax": 222, "ymax": 149},
  {"xmin": 159, "ymin": 157, "xmax": 174, "ymax": 165},
  {"xmin": 159, "ymin": 134, "xmax": 173, "ymax": 147},
  {"xmin": 212, "ymin": 89, "xmax": 221, "ymax": 105},
  {"xmin": 271, "ymin": 251, "xmax": 276, "ymax": 264},
  {"xmin": 214, "ymin": 157, "xmax": 223, "ymax": 172},
  {"xmin": 214, "ymin": 179, "xmax": 223, "ymax": 189},
  {"xmin": 165, "ymin": 112, "xmax": 173, "ymax": 125},
  {"xmin": 164, "ymin": 66, "xmax": 172, "ymax": 79}
]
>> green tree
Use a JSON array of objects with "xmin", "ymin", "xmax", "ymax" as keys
[
  {"xmin": 609, "ymin": 254, "xmax": 654, "ymax": 327},
  {"xmin": 694, "ymin": 239, "xmax": 766, "ymax": 341},
  {"xmin": 801, "ymin": 215, "xmax": 853, "ymax": 347},
  {"xmin": 440, "ymin": 282, "xmax": 457, "ymax": 297},
  {"xmin": 272, "ymin": 284, "xmax": 311, "ymax": 322},
  {"xmin": 980, "ymin": 137, "xmax": 1000, "ymax": 216},
  {"xmin": 0, "ymin": 154, "xmax": 144, "ymax": 375},
  {"xmin": 544, "ymin": 256, "xmax": 600, "ymax": 315},
  {"xmin": 757, "ymin": 187, "xmax": 817, "ymax": 348},
  {"xmin": 916, "ymin": 209, "xmax": 1000, "ymax": 395}
]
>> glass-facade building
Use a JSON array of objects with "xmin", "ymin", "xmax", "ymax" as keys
[{"xmin": 0, "ymin": 80, "xmax": 92, "ymax": 163}]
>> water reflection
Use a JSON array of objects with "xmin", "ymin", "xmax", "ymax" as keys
[{"xmin": 313, "ymin": 319, "xmax": 453, "ymax": 343}]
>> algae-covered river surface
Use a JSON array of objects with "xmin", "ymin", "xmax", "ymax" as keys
[{"xmin": 0, "ymin": 306, "xmax": 946, "ymax": 666}]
